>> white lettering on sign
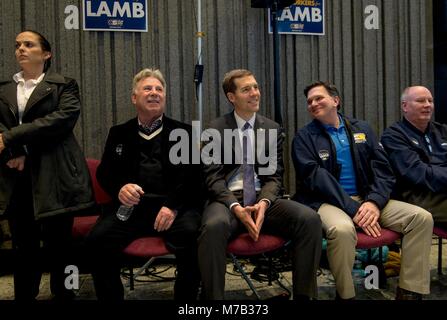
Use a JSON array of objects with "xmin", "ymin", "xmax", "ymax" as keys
[
  {"xmin": 86, "ymin": 1, "xmax": 144, "ymax": 18},
  {"xmin": 63, "ymin": 3, "xmax": 377, "ymax": 31},
  {"xmin": 278, "ymin": 6, "xmax": 322, "ymax": 23}
]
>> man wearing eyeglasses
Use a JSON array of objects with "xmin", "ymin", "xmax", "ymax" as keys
[{"xmin": 381, "ymin": 86, "xmax": 447, "ymax": 230}]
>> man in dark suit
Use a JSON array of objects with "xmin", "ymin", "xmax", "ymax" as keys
[
  {"xmin": 198, "ymin": 69, "xmax": 322, "ymax": 300},
  {"xmin": 85, "ymin": 68, "xmax": 202, "ymax": 300}
]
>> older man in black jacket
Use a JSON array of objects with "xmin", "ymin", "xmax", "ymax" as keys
[
  {"xmin": 86, "ymin": 68, "xmax": 202, "ymax": 300},
  {"xmin": 292, "ymin": 81, "xmax": 433, "ymax": 300}
]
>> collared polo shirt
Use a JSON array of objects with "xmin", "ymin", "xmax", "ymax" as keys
[{"xmin": 323, "ymin": 117, "xmax": 358, "ymax": 195}]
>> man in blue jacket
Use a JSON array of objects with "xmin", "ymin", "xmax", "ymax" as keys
[
  {"xmin": 381, "ymin": 86, "xmax": 447, "ymax": 229},
  {"xmin": 292, "ymin": 81, "xmax": 433, "ymax": 300}
]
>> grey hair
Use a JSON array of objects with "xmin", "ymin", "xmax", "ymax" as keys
[
  {"xmin": 132, "ymin": 68, "xmax": 166, "ymax": 93},
  {"xmin": 400, "ymin": 87, "xmax": 411, "ymax": 103}
]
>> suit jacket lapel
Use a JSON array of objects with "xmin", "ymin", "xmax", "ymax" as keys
[
  {"xmin": 254, "ymin": 114, "xmax": 266, "ymax": 167},
  {"xmin": 123, "ymin": 118, "xmax": 141, "ymax": 180},
  {"xmin": 225, "ymin": 112, "xmax": 238, "ymax": 130},
  {"xmin": 23, "ymin": 72, "xmax": 66, "ymax": 118},
  {"xmin": 161, "ymin": 116, "xmax": 171, "ymax": 166},
  {"xmin": 226, "ymin": 112, "xmax": 241, "ymax": 163},
  {"xmin": 24, "ymin": 81, "xmax": 54, "ymax": 117},
  {"xmin": 254, "ymin": 114, "xmax": 265, "ymax": 130}
]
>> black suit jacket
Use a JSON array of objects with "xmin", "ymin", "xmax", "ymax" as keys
[
  {"xmin": 96, "ymin": 116, "xmax": 202, "ymax": 213},
  {"xmin": 203, "ymin": 112, "xmax": 285, "ymax": 208}
]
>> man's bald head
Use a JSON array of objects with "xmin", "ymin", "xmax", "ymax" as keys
[{"xmin": 401, "ymin": 86, "xmax": 434, "ymax": 132}]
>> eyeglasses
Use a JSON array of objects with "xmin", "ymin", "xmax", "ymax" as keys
[{"xmin": 424, "ymin": 134, "xmax": 433, "ymax": 154}]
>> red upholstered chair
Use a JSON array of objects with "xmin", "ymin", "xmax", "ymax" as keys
[
  {"xmin": 72, "ymin": 158, "xmax": 171, "ymax": 290},
  {"xmin": 85, "ymin": 158, "xmax": 112, "ymax": 207},
  {"xmin": 356, "ymin": 228, "xmax": 400, "ymax": 250},
  {"xmin": 355, "ymin": 228, "xmax": 401, "ymax": 288},
  {"xmin": 72, "ymin": 215, "xmax": 99, "ymax": 239},
  {"xmin": 227, "ymin": 233, "xmax": 288, "ymax": 299},
  {"xmin": 72, "ymin": 158, "xmax": 111, "ymax": 239},
  {"xmin": 433, "ymin": 226, "xmax": 447, "ymax": 275},
  {"xmin": 123, "ymin": 236, "xmax": 171, "ymax": 290}
]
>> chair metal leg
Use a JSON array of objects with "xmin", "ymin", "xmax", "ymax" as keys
[
  {"xmin": 438, "ymin": 236, "xmax": 443, "ymax": 275},
  {"xmin": 378, "ymin": 246, "xmax": 388, "ymax": 288},
  {"xmin": 366, "ymin": 247, "xmax": 387, "ymax": 289},
  {"xmin": 268, "ymin": 256, "xmax": 273, "ymax": 286},
  {"xmin": 126, "ymin": 257, "xmax": 157, "ymax": 289},
  {"xmin": 129, "ymin": 267, "xmax": 134, "ymax": 290},
  {"xmin": 378, "ymin": 246, "xmax": 382, "ymax": 263},
  {"xmin": 230, "ymin": 254, "xmax": 261, "ymax": 300}
]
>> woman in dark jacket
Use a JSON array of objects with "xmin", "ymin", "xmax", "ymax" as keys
[{"xmin": 0, "ymin": 30, "xmax": 94, "ymax": 300}]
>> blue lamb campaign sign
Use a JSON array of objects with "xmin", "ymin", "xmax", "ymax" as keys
[
  {"xmin": 269, "ymin": 0, "xmax": 324, "ymax": 35},
  {"xmin": 83, "ymin": 0, "xmax": 148, "ymax": 32}
]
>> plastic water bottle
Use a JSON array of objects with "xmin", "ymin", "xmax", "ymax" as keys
[{"xmin": 116, "ymin": 205, "xmax": 134, "ymax": 221}]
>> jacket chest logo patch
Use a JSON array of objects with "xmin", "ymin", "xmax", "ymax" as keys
[
  {"xmin": 318, "ymin": 150, "xmax": 330, "ymax": 161},
  {"xmin": 115, "ymin": 144, "xmax": 123, "ymax": 155},
  {"xmin": 353, "ymin": 133, "xmax": 366, "ymax": 144},
  {"xmin": 411, "ymin": 138, "xmax": 419, "ymax": 146}
]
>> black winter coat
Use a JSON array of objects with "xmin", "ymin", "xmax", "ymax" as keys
[{"xmin": 0, "ymin": 71, "xmax": 94, "ymax": 219}]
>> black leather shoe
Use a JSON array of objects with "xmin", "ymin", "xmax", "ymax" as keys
[{"xmin": 395, "ymin": 286, "xmax": 422, "ymax": 300}]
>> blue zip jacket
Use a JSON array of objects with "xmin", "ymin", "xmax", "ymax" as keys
[
  {"xmin": 381, "ymin": 118, "xmax": 447, "ymax": 195},
  {"xmin": 291, "ymin": 114, "xmax": 395, "ymax": 217}
]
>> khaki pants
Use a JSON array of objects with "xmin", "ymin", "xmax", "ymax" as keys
[
  {"xmin": 401, "ymin": 188, "xmax": 447, "ymax": 225},
  {"xmin": 318, "ymin": 198, "xmax": 433, "ymax": 299}
]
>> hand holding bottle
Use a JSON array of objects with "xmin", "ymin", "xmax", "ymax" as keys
[
  {"xmin": 116, "ymin": 184, "xmax": 144, "ymax": 222},
  {"xmin": 118, "ymin": 183, "xmax": 144, "ymax": 206}
]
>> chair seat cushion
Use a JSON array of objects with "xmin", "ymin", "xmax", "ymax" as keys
[
  {"xmin": 72, "ymin": 215, "xmax": 99, "ymax": 239},
  {"xmin": 433, "ymin": 226, "xmax": 447, "ymax": 238},
  {"xmin": 356, "ymin": 228, "xmax": 400, "ymax": 249},
  {"xmin": 227, "ymin": 233, "xmax": 286, "ymax": 256},
  {"xmin": 123, "ymin": 237, "xmax": 170, "ymax": 257}
]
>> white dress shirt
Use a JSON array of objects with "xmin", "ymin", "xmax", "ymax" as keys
[{"xmin": 13, "ymin": 71, "xmax": 45, "ymax": 124}]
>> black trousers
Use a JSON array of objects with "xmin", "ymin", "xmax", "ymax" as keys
[
  {"xmin": 7, "ymin": 171, "xmax": 74, "ymax": 301},
  {"xmin": 197, "ymin": 199, "xmax": 322, "ymax": 300},
  {"xmin": 85, "ymin": 203, "xmax": 201, "ymax": 301}
]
